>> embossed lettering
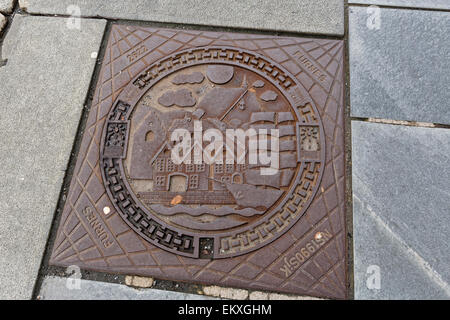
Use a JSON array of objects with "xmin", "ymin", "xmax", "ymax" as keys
[
  {"xmin": 127, "ymin": 45, "xmax": 148, "ymax": 63},
  {"xmin": 293, "ymin": 51, "xmax": 327, "ymax": 82},
  {"xmin": 82, "ymin": 207, "xmax": 113, "ymax": 248},
  {"xmin": 279, "ymin": 229, "xmax": 332, "ymax": 277}
]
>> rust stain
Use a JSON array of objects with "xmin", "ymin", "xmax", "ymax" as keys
[{"xmin": 170, "ymin": 195, "xmax": 183, "ymax": 206}]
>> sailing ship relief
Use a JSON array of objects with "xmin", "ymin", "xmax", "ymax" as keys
[{"xmin": 123, "ymin": 64, "xmax": 306, "ymax": 231}]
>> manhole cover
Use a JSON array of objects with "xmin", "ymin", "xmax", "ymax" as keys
[{"xmin": 50, "ymin": 25, "xmax": 347, "ymax": 299}]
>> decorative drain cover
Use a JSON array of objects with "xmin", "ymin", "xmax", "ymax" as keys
[{"xmin": 50, "ymin": 25, "xmax": 347, "ymax": 299}]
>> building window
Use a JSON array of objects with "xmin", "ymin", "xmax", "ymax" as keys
[
  {"xmin": 166, "ymin": 158, "xmax": 175, "ymax": 172},
  {"xmin": 226, "ymin": 164, "xmax": 234, "ymax": 173},
  {"xmin": 221, "ymin": 176, "xmax": 231, "ymax": 184},
  {"xmin": 155, "ymin": 158, "xmax": 165, "ymax": 172},
  {"xmin": 186, "ymin": 164, "xmax": 195, "ymax": 172},
  {"xmin": 189, "ymin": 174, "xmax": 199, "ymax": 189},
  {"xmin": 195, "ymin": 164, "xmax": 205, "ymax": 172},
  {"xmin": 155, "ymin": 176, "xmax": 166, "ymax": 187},
  {"xmin": 214, "ymin": 164, "xmax": 223, "ymax": 173}
]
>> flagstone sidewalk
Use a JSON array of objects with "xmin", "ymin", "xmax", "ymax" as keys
[
  {"xmin": 0, "ymin": 0, "xmax": 449, "ymax": 300},
  {"xmin": 349, "ymin": 1, "xmax": 450, "ymax": 299}
]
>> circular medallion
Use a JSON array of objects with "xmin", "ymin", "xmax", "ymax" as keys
[{"xmin": 100, "ymin": 46, "xmax": 325, "ymax": 258}]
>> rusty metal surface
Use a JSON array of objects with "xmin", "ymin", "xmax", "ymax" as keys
[{"xmin": 50, "ymin": 25, "xmax": 347, "ymax": 299}]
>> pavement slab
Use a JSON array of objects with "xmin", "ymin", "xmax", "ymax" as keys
[
  {"xmin": 352, "ymin": 121, "xmax": 450, "ymax": 299},
  {"xmin": 349, "ymin": 0, "xmax": 450, "ymax": 10},
  {"xmin": 39, "ymin": 276, "xmax": 213, "ymax": 300},
  {"xmin": 18, "ymin": 0, "xmax": 345, "ymax": 36},
  {"xmin": 0, "ymin": 15, "xmax": 106, "ymax": 299},
  {"xmin": 0, "ymin": 0, "xmax": 14, "ymax": 13},
  {"xmin": 349, "ymin": 6, "xmax": 450, "ymax": 124},
  {"xmin": 49, "ymin": 24, "xmax": 347, "ymax": 299}
]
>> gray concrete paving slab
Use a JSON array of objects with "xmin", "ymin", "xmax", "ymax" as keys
[
  {"xmin": 353, "ymin": 195, "xmax": 450, "ymax": 299},
  {"xmin": 349, "ymin": 6, "xmax": 450, "ymax": 124},
  {"xmin": 352, "ymin": 121, "xmax": 450, "ymax": 299},
  {"xmin": 349, "ymin": 0, "xmax": 450, "ymax": 10},
  {"xmin": 0, "ymin": 15, "xmax": 106, "ymax": 299},
  {"xmin": 18, "ymin": 0, "xmax": 345, "ymax": 35},
  {"xmin": 39, "ymin": 276, "xmax": 215, "ymax": 300}
]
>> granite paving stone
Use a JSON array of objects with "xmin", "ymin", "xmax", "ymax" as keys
[
  {"xmin": 352, "ymin": 121, "xmax": 450, "ymax": 299},
  {"xmin": 39, "ymin": 276, "xmax": 215, "ymax": 300},
  {"xmin": 353, "ymin": 196, "xmax": 450, "ymax": 299},
  {"xmin": 349, "ymin": 0, "xmax": 450, "ymax": 10},
  {"xmin": 0, "ymin": 0, "xmax": 14, "ymax": 13},
  {"xmin": 349, "ymin": 6, "xmax": 450, "ymax": 124},
  {"xmin": 0, "ymin": 15, "xmax": 106, "ymax": 299},
  {"xmin": 18, "ymin": 0, "xmax": 345, "ymax": 35}
]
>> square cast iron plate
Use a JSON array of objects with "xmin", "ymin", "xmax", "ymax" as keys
[{"xmin": 50, "ymin": 24, "xmax": 347, "ymax": 299}]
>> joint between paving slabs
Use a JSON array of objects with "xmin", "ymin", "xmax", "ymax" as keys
[
  {"xmin": 351, "ymin": 116, "xmax": 450, "ymax": 130},
  {"xmin": 348, "ymin": 2, "xmax": 450, "ymax": 13},
  {"xmin": 17, "ymin": 3, "xmax": 345, "ymax": 41},
  {"xmin": 2, "ymin": 2, "xmax": 346, "ymax": 65},
  {"xmin": 343, "ymin": 0, "xmax": 354, "ymax": 301},
  {"xmin": 30, "ymin": 21, "xmax": 113, "ymax": 300},
  {"xmin": 41, "ymin": 264, "xmax": 323, "ymax": 300}
]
